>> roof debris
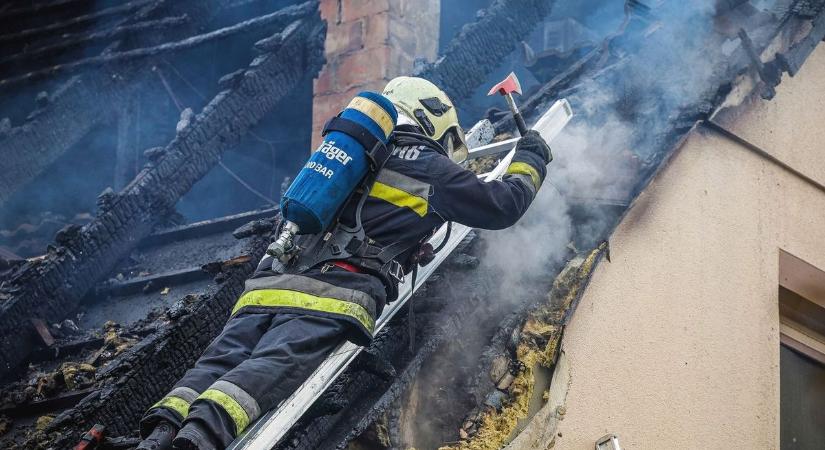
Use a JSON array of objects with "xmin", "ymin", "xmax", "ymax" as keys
[
  {"xmin": 441, "ymin": 244, "xmax": 605, "ymax": 450},
  {"xmin": 0, "ymin": 0, "xmax": 822, "ymax": 448}
]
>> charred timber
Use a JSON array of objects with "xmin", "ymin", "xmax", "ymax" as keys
[
  {"xmin": 0, "ymin": 0, "xmax": 312, "ymax": 207},
  {"xmin": 0, "ymin": 74, "xmax": 139, "ymax": 206},
  {"xmin": 0, "ymin": 0, "xmax": 155, "ymax": 48},
  {"xmin": 0, "ymin": 14, "xmax": 190, "ymax": 74},
  {"xmin": 0, "ymin": 0, "xmax": 193, "ymax": 206},
  {"xmin": 0, "ymin": 4, "xmax": 317, "ymax": 88},
  {"xmin": 0, "ymin": 0, "xmax": 100, "ymax": 35},
  {"xmin": 418, "ymin": 0, "xmax": 555, "ymax": 103},
  {"xmin": 29, "ymin": 230, "xmax": 272, "ymax": 448},
  {"xmin": 0, "ymin": 14, "xmax": 325, "ymax": 381},
  {"xmin": 0, "ymin": 0, "xmax": 95, "ymax": 21},
  {"xmin": 777, "ymin": 7, "xmax": 825, "ymax": 75}
]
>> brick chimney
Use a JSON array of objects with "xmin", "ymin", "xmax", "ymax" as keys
[{"xmin": 312, "ymin": 0, "xmax": 440, "ymax": 148}]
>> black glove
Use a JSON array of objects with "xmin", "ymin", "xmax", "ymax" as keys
[{"xmin": 515, "ymin": 130, "xmax": 552, "ymax": 164}]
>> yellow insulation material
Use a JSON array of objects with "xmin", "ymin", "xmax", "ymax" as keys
[
  {"xmin": 440, "ymin": 243, "xmax": 606, "ymax": 450},
  {"xmin": 439, "ymin": 343, "xmax": 545, "ymax": 450}
]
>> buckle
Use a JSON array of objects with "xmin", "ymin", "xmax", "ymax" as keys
[
  {"xmin": 386, "ymin": 260, "xmax": 404, "ymax": 283},
  {"xmin": 345, "ymin": 238, "xmax": 367, "ymax": 256}
]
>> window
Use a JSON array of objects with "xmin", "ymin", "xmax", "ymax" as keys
[{"xmin": 779, "ymin": 251, "xmax": 825, "ymax": 449}]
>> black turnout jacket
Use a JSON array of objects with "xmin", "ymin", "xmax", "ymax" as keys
[{"xmin": 236, "ymin": 125, "xmax": 547, "ymax": 345}]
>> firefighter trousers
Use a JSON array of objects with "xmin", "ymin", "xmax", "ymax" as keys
[{"xmin": 141, "ymin": 311, "xmax": 349, "ymax": 448}]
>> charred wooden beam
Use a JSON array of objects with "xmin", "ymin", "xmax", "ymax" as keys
[
  {"xmin": 0, "ymin": 1, "xmax": 103, "ymax": 40},
  {"xmin": 0, "ymin": 0, "xmax": 96, "ymax": 23},
  {"xmin": 0, "ymin": 74, "xmax": 140, "ymax": 206},
  {"xmin": 30, "ymin": 317, "xmax": 55, "ymax": 346},
  {"xmin": 0, "ymin": 388, "xmax": 96, "ymax": 418},
  {"xmin": 777, "ymin": 7, "xmax": 825, "ymax": 76},
  {"xmin": 0, "ymin": 0, "xmax": 177, "ymax": 207},
  {"xmin": 138, "ymin": 207, "xmax": 277, "ymax": 248},
  {"xmin": 0, "ymin": 0, "xmax": 155, "ymax": 47},
  {"xmin": 32, "ymin": 230, "xmax": 273, "ymax": 448},
  {"xmin": 95, "ymin": 266, "xmax": 211, "ymax": 297},
  {"xmin": 0, "ymin": 4, "xmax": 316, "ymax": 88},
  {"xmin": 0, "ymin": 14, "xmax": 190, "ymax": 73},
  {"xmin": 27, "ymin": 326, "xmax": 156, "ymax": 365},
  {"xmin": 0, "ymin": 12, "xmax": 325, "ymax": 381},
  {"xmin": 0, "ymin": 0, "xmax": 296, "ymax": 206},
  {"xmin": 418, "ymin": 0, "xmax": 555, "ymax": 104},
  {"xmin": 29, "ymin": 337, "xmax": 105, "ymax": 364}
]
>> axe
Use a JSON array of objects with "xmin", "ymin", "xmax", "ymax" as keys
[{"xmin": 487, "ymin": 72, "xmax": 528, "ymax": 136}]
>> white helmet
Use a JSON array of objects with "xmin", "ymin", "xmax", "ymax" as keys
[{"xmin": 382, "ymin": 76, "xmax": 468, "ymax": 163}]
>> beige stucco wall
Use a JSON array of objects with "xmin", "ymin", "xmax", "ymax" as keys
[{"xmin": 552, "ymin": 44, "xmax": 825, "ymax": 449}]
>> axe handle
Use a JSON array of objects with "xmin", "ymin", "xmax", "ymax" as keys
[
  {"xmin": 512, "ymin": 111, "xmax": 528, "ymax": 136},
  {"xmin": 504, "ymin": 93, "xmax": 529, "ymax": 136}
]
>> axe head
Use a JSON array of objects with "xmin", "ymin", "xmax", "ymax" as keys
[{"xmin": 487, "ymin": 72, "xmax": 523, "ymax": 96}]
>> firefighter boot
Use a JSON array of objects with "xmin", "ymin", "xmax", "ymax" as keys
[
  {"xmin": 172, "ymin": 420, "xmax": 218, "ymax": 450},
  {"xmin": 137, "ymin": 420, "xmax": 176, "ymax": 450}
]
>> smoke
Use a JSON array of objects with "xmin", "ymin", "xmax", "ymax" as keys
[
  {"xmin": 402, "ymin": 2, "xmax": 789, "ymax": 445},
  {"xmin": 473, "ymin": 0, "xmax": 754, "ymax": 307},
  {"xmin": 480, "ymin": 187, "xmax": 573, "ymax": 292},
  {"xmin": 405, "ymin": 2, "xmax": 787, "ymax": 443}
]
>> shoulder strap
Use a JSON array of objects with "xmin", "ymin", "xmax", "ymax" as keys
[
  {"xmin": 323, "ymin": 116, "xmax": 393, "ymax": 171},
  {"xmin": 278, "ymin": 131, "xmax": 448, "ymax": 302}
]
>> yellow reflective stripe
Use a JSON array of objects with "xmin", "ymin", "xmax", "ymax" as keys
[
  {"xmin": 369, "ymin": 181, "xmax": 428, "ymax": 217},
  {"xmin": 347, "ymin": 96, "xmax": 394, "ymax": 138},
  {"xmin": 376, "ymin": 169, "xmax": 430, "ymax": 199},
  {"xmin": 232, "ymin": 289, "xmax": 375, "ymax": 333},
  {"xmin": 506, "ymin": 162, "xmax": 541, "ymax": 190},
  {"xmin": 151, "ymin": 396, "xmax": 191, "ymax": 419},
  {"xmin": 199, "ymin": 389, "xmax": 250, "ymax": 435}
]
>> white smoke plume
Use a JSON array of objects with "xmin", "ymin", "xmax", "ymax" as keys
[{"xmin": 475, "ymin": 0, "xmax": 749, "ymax": 304}]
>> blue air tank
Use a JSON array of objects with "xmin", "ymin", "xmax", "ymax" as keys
[{"xmin": 280, "ymin": 91, "xmax": 397, "ymax": 234}]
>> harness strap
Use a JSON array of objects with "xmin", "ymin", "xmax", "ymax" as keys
[
  {"xmin": 279, "ymin": 131, "xmax": 448, "ymax": 305},
  {"xmin": 323, "ymin": 116, "xmax": 393, "ymax": 170},
  {"xmin": 323, "ymin": 116, "xmax": 378, "ymax": 154}
]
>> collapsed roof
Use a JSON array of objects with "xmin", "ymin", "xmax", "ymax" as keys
[{"xmin": 0, "ymin": 0, "xmax": 823, "ymax": 448}]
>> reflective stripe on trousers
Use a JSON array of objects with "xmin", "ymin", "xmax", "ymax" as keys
[
  {"xmin": 140, "ymin": 312, "xmax": 348, "ymax": 447},
  {"xmin": 197, "ymin": 380, "xmax": 261, "ymax": 436},
  {"xmin": 237, "ymin": 274, "xmax": 378, "ymax": 334},
  {"xmin": 149, "ymin": 386, "xmax": 200, "ymax": 421},
  {"xmin": 233, "ymin": 289, "xmax": 375, "ymax": 334}
]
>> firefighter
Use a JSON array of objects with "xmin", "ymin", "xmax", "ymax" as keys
[{"xmin": 137, "ymin": 76, "xmax": 552, "ymax": 450}]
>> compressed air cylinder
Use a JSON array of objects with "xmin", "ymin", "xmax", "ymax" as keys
[{"xmin": 280, "ymin": 91, "xmax": 397, "ymax": 234}]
